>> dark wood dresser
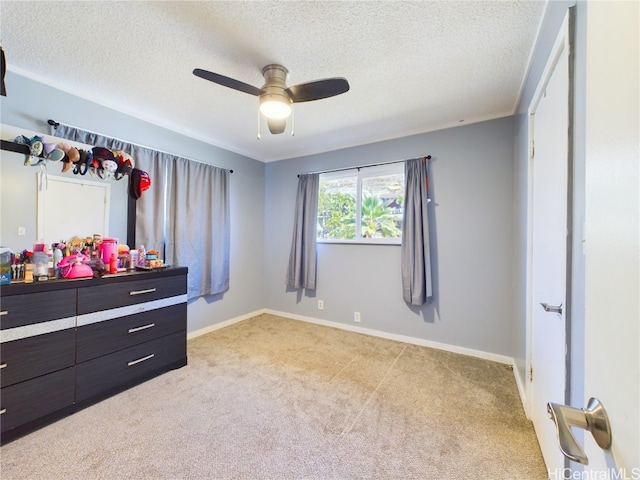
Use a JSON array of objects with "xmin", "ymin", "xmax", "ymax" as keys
[{"xmin": 0, "ymin": 267, "xmax": 187, "ymax": 443}]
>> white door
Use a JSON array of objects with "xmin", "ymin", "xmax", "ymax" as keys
[
  {"xmin": 528, "ymin": 14, "xmax": 570, "ymax": 473},
  {"xmin": 582, "ymin": 1, "xmax": 639, "ymax": 473}
]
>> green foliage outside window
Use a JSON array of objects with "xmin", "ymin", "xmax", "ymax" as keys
[
  {"xmin": 318, "ymin": 188, "xmax": 403, "ymax": 240},
  {"xmin": 318, "ymin": 190, "xmax": 357, "ymax": 239},
  {"xmin": 317, "ymin": 168, "xmax": 404, "ymax": 242},
  {"xmin": 361, "ymin": 194, "xmax": 402, "ymax": 238}
]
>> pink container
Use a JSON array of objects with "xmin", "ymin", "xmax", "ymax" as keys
[{"xmin": 100, "ymin": 238, "xmax": 118, "ymax": 265}]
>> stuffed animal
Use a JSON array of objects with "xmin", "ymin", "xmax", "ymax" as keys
[
  {"xmin": 113, "ymin": 150, "xmax": 135, "ymax": 180},
  {"xmin": 92, "ymin": 147, "xmax": 118, "ymax": 179},
  {"xmin": 15, "ymin": 135, "xmax": 43, "ymax": 166},
  {"xmin": 101, "ymin": 157, "xmax": 118, "ymax": 179},
  {"xmin": 74, "ymin": 150, "xmax": 92, "ymax": 175}
]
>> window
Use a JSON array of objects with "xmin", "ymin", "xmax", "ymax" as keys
[{"xmin": 317, "ymin": 164, "xmax": 404, "ymax": 244}]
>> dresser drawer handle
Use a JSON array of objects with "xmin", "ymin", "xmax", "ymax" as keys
[
  {"xmin": 127, "ymin": 353, "xmax": 155, "ymax": 367},
  {"xmin": 129, "ymin": 288, "xmax": 157, "ymax": 296},
  {"xmin": 129, "ymin": 288, "xmax": 156, "ymax": 296},
  {"xmin": 128, "ymin": 323, "xmax": 155, "ymax": 333},
  {"xmin": 0, "ymin": 363, "xmax": 7, "ymax": 369},
  {"xmin": 0, "ymin": 311, "xmax": 8, "ymax": 316},
  {"xmin": 0, "ymin": 408, "xmax": 6, "ymax": 415}
]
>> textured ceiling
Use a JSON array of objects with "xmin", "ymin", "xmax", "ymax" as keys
[{"xmin": 1, "ymin": 1, "xmax": 546, "ymax": 162}]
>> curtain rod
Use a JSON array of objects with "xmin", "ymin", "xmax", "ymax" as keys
[
  {"xmin": 47, "ymin": 119, "xmax": 233, "ymax": 173},
  {"xmin": 298, "ymin": 155, "xmax": 431, "ymax": 177}
]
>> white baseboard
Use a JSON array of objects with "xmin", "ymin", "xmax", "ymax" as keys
[
  {"xmin": 264, "ymin": 309, "xmax": 515, "ymax": 365},
  {"xmin": 513, "ymin": 362, "xmax": 530, "ymax": 418},
  {"xmin": 186, "ymin": 308, "xmax": 266, "ymax": 340}
]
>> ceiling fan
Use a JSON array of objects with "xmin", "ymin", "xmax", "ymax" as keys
[{"xmin": 193, "ymin": 64, "xmax": 349, "ymax": 135}]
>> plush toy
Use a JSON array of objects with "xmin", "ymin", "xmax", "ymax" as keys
[
  {"xmin": 57, "ymin": 142, "xmax": 72, "ymax": 172},
  {"xmin": 92, "ymin": 147, "xmax": 118, "ymax": 179},
  {"xmin": 15, "ymin": 135, "xmax": 66, "ymax": 165},
  {"xmin": 101, "ymin": 157, "xmax": 118, "ymax": 179},
  {"xmin": 113, "ymin": 150, "xmax": 134, "ymax": 180},
  {"xmin": 74, "ymin": 150, "xmax": 92, "ymax": 175},
  {"xmin": 63, "ymin": 147, "xmax": 80, "ymax": 173},
  {"xmin": 42, "ymin": 141, "xmax": 64, "ymax": 162},
  {"xmin": 16, "ymin": 135, "xmax": 43, "ymax": 166}
]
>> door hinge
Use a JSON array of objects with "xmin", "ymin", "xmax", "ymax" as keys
[
  {"xmin": 529, "ymin": 365, "xmax": 534, "ymax": 382},
  {"xmin": 531, "ymin": 140, "xmax": 535, "ymax": 160}
]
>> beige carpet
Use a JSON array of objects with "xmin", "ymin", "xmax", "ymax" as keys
[{"xmin": 0, "ymin": 313, "xmax": 547, "ymax": 479}]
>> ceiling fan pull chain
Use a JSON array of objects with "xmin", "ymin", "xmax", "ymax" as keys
[
  {"xmin": 257, "ymin": 109, "xmax": 262, "ymax": 140},
  {"xmin": 291, "ymin": 108, "xmax": 295, "ymax": 137}
]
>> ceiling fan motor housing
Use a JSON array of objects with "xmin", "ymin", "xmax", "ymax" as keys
[{"xmin": 259, "ymin": 64, "xmax": 292, "ymax": 119}]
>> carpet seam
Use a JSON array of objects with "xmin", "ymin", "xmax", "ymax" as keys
[
  {"xmin": 340, "ymin": 344, "xmax": 407, "ymax": 436},
  {"xmin": 329, "ymin": 354, "xmax": 360, "ymax": 382}
]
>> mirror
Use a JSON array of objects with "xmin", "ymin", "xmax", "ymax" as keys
[
  {"xmin": 0, "ymin": 139, "xmax": 128, "ymax": 253},
  {"xmin": 37, "ymin": 173, "xmax": 112, "ymax": 244}
]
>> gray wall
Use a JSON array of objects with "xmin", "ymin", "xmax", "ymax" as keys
[
  {"xmin": 0, "ymin": 72, "xmax": 266, "ymax": 333},
  {"xmin": 265, "ymin": 117, "xmax": 516, "ymax": 357}
]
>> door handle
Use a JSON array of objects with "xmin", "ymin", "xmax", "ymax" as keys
[
  {"xmin": 540, "ymin": 302, "xmax": 563, "ymax": 314},
  {"xmin": 547, "ymin": 397, "xmax": 612, "ymax": 465}
]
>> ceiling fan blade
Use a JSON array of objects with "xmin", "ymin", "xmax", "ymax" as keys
[
  {"xmin": 286, "ymin": 78, "xmax": 350, "ymax": 103},
  {"xmin": 267, "ymin": 118, "xmax": 287, "ymax": 135},
  {"xmin": 193, "ymin": 68, "xmax": 262, "ymax": 96}
]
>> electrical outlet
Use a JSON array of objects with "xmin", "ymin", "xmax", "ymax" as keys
[
  {"xmin": 17, "ymin": 226, "xmax": 26, "ymax": 236},
  {"xmin": 354, "ymin": 312, "xmax": 361, "ymax": 322},
  {"xmin": 318, "ymin": 300, "xmax": 324, "ymax": 310}
]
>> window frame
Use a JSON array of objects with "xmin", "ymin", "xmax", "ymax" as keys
[{"xmin": 317, "ymin": 163, "xmax": 405, "ymax": 245}]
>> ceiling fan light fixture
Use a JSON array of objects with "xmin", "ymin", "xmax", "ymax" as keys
[
  {"xmin": 194, "ymin": 63, "xmax": 349, "ymax": 134},
  {"xmin": 260, "ymin": 93, "xmax": 292, "ymax": 119}
]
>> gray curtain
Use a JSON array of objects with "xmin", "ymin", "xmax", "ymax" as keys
[
  {"xmin": 286, "ymin": 173, "xmax": 319, "ymax": 289},
  {"xmin": 136, "ymin": 152, "xmax": 171, "ymax": 257},
  {"xmin": 401, "ymin": 157, "xmax": 433, "ymax": 305},
  {"xmin": 54, "ymin": 125, "xmax": 230, "ymax": 300},
  {"xmin": 167, "ymin": 158, "xmax": 229, "ymax": 298}
]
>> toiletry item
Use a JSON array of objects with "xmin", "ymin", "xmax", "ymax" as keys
[
  {"xmin": 100, "ymin": 238, "xmax": 118, "ymax": 265},
  {"xmin": 109, "ymin": 253, "xmax": 118, "ymax": 274},
  {"xmin": 24, "ymin": 264, "xmax": 33, "ymax": 283},
  {"xmin": 0, "ymin": 247, "xmax": 11, "ymax": 285},
  {"xmin": 120, "ymin": 253, "xmax": 131, "ymax": 271},
  {"xmin": 130, "ymin": 250, "xmax": 138, "ymax": 270},
  {"xmin": 47, "ymin": 252, "xmax": 54, "ymax": 277},
  {"xmin": 32, "ymin": 252, "xmax": 49, "ymax": 281},
  {"xmin": 137, "ymin": 245, "xmax": 146, "ymax": 267},
  {"xmin": 53, "ymin": 247, "xmax": 63, "ymax": 277}
]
